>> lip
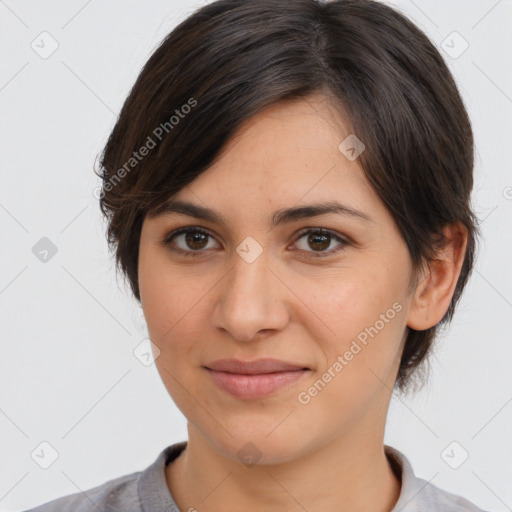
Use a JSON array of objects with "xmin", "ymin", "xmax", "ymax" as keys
[
  {"xmin": 205, "ymin": 358, "xmax": 310, "ymax": 374},
  {"xmin": 204, "ymin": 358, "xmax": 310, "ymax": 400}
]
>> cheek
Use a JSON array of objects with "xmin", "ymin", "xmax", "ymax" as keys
[
  {"xmin": 139, "ymin": 248, "xmax": 184, "ymax": 343},
  {"xmin": 306, "ymin": 264, "xmax": 408, "ymax": 374},
  {"xmin": 309, "ymin": 267, "xmax": 402, "ymax": 334},
  {"xmin": 139, "ymin": 259, "xmax": 209, "ymax": 412},
  {"xmin": 139, "ymin": 255, "xmax": 215, "ymax": 362},
  {"xmin": 299, "ymin": 277, "xmax": 407, "ymax": 425}
]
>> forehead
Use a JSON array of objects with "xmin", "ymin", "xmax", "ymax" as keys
[
  {"xmin": 147, "ymin": 95, "xmax": 395, "ymax": 232},
  {"xmin": 175, "ymin": 96, "xmax": 371, "ymax": 201}
]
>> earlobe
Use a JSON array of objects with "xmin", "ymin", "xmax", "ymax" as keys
[{"xmin": 406, "ymin": 222, "xmax": 468, "ymax": 331}]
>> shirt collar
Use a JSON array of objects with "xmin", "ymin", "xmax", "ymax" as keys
[
  {"xmin": 386, "ymin": 444, "xmax": 437, "ymax": 512},
  {"xmin": 139, "ymin": 442, "xmax": 455, "ymax": 512}
]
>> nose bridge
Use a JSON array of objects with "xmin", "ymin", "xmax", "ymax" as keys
[
  {"xmin": 212, "ymin": 239, "xmax": 287, "ymax": 342},
  {"xmin": 229, "ymin": 240, "xmax": 272, "ymax": 306}
]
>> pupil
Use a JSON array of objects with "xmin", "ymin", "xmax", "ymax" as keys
[
  {"xmin": 309, "ymin": 233, "xmax": 329, "ymax": 251},
  {"xmin": 186, "ymin": 232, "xmax": 207, "ymax": 250}
]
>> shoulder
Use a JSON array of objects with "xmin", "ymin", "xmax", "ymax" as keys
[
  {"xmin": 417, "ymin": 478, "xmax": 491, "ymax": 512},
  {"xmin": 22, "ymin": 442, "xmax": 186, "ymax": 512},
  {"xmin": 22, "ymin": 469, "xmax": 142, "ymax": 512},
  {"xmin": 385, "ymin": 445, "xmax": 492, "ymax": 512}
]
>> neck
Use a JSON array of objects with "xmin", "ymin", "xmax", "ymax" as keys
[{"xmin": 166, "ymin": 421, "xmax": 401, "ymax": 512}]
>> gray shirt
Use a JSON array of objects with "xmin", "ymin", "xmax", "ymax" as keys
[{"xmin": 24, "ymin": 442, "xmax": 490, "ymax": 512}]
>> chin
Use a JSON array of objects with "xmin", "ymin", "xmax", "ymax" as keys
[{"xmin": 204, "ymin": 426, "xmax": 307, "ymax": 467}]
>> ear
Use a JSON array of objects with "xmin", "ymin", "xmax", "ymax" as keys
[{"xmin": 407, "ymin": 222, "xmax": 468, "ymax": 330}]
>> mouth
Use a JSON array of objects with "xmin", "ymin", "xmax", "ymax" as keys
[{"xmin": 203, "ymin": 358, "xmax": 311, "ymax": 399}]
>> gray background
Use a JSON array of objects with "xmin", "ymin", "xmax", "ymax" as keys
[{"xmin": 1, "ymin": 0, "xmax": 511, "ymax": 511}]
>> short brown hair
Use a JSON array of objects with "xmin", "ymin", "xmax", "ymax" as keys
[{"xmin": 95, "ymin": 0, "xmax": 479, "ymax": 393}]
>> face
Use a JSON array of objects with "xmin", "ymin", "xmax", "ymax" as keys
[{"xmin": 138, "ymin": 94, "xmax": 417, "ymax": 465}]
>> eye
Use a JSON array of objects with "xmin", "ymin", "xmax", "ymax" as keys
[
  {"xmin": 160, "ymin": 226, "xmax": 349, "ymax": 259},
  {"xmin": 161, "ymin": 227, "xmax": 220, "ymax": 257},
  {"xmin": 292, "ymin": 228, "xmax": 349, "ymax": 258}
]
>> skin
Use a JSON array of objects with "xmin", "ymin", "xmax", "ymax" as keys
[{"xmin": 138, "ymin": 93, "xmax": 468, "ymax": 512}]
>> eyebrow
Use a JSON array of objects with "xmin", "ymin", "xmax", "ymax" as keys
[{"xmin": 151, "ymin": 199, "xmax": 374, "ymax": 227}]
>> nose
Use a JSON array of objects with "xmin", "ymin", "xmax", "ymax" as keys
[{"xmin": 210, "ymin": 246, "xmax": 289, "ymax": 343}]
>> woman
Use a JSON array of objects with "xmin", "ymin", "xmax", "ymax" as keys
[{"xmin": 26, "ymin": 0, "xmax": 488, "ymax": 510}]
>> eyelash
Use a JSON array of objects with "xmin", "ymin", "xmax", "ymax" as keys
[{"xmin": 160, "ymin": 227, "xmax": 349, "ymax": 259}]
